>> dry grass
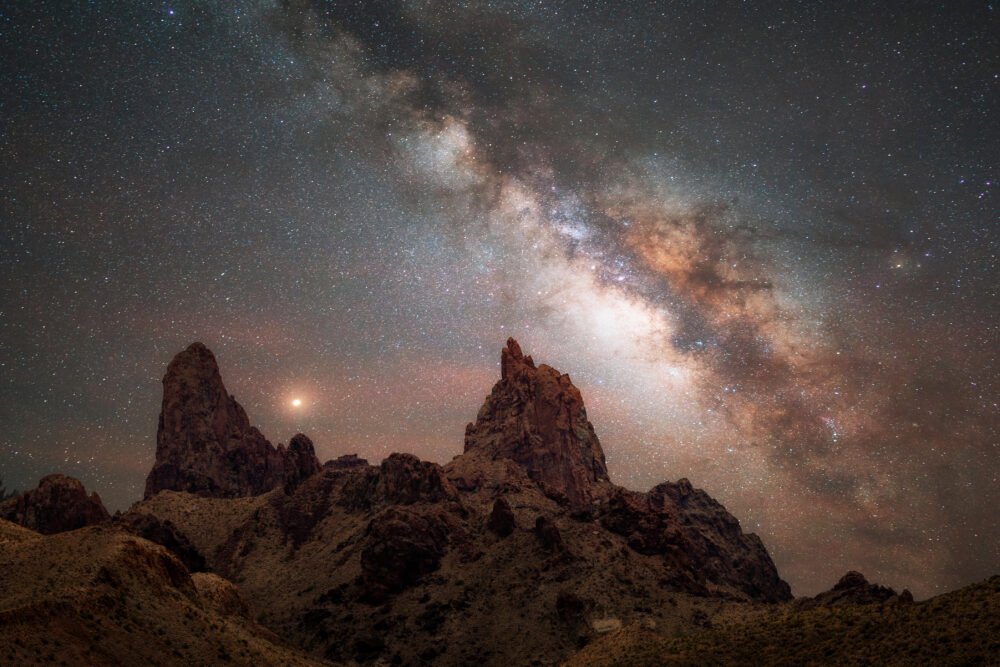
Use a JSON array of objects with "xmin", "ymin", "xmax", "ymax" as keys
[
  {"xmin": 0, "ymin": 520, "xmax": 333, "ymax": 666},
  {"xmin": 566, "ymin": 576, "xmax": 1000, "ymax": 666}
]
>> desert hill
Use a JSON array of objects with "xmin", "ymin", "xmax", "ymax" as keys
[
  {"xmin": 565, "ymin": 574, "xmax": 1000, "ymax": 666},
  {"xmin": 0, "ymin": 519, "xmax": 332, "ymax": 666}
]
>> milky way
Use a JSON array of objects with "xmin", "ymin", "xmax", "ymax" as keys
[{"xmin": 1, "ymin": 1, "xmax": 997, "ymax": 598}]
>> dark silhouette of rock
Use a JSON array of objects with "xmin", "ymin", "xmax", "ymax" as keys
[
  {"xmin": 144, "ymin": 342, "xmax": 320, "ymax": 499},
  {"xmin": 0, "ymin": 474, "xmax": 110, "ymax": 534},
  {"xmin": 646, "ymin": 479, "xmax": 790, "ymax": 602},
  {"xmin": 324, "ymin": 453, "xmax": 460, "ymax": 514},
  {"xmin": 325, "ymin": 453, "xmax": 369, "ymax": 469},
  {"xmin": 797, "ymin": 570, "xmax": 907, "ymax": 609},
  {"xmin": 834, "ymin": 570, "xmax": 874, "ymax": 591},
  {"xmin": 118, "ymin": 511, "xmax": 206, "ymax": 572},
  {"xmin": 534, "ymin": 515, "xmax": 564, "ymax": 552},
  {"xmin": 599, "ymin": 479, "xmax": 791, "ymax": 601},
  {"xmin": 464, "ymin": 338, "xmax": 610, "ymax": 510},
  {"xmin": 285, "ymin": 434, "xmax": 321, "ymax": 490},
  {"xmin": 556, "ymin": 590, "xmax": 592, "ymax": 624},
  {"xmin": 487, "ymin": 497, "xmax": 516, "ymax": 537}
]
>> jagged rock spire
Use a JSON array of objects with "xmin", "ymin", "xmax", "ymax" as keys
[
  {"xmin": 464, "ymin": 338, "xmax": 610, "ymax": 509},
  {"xmin": 144, "ymin": 342, "xmax": 319, "ymax": 499}
]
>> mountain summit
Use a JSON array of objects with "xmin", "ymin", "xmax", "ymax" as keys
[
  {"xmin": 144, "ymin": 342, "xmax": 319, "ymax": 499},
  {"xmin": 463, "ymin": 338, "xmax": 610, "ymax": 510},
  {"xmin": 127, "ymin": 338, "xmax": 791, "ymax": 664}
]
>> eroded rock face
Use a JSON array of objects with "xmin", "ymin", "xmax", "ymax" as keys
[
  {"xmin": 0, "ymin": 474, "xmax": 110, "ymax": 535},
  {"xmin": 464, "ymin": 338, "xmax": 610, "ymax": 510},
  {"xmin": 360, "ymin": 507, "xmax": 450, "ymax": 601},
  {"xmin": 144, "ymin": 343, "xmax": 320, "ymax": 499},
  {"xmin": 377, "ymin": 453, "xmax": 460, "ymax": 506},
  {"xmin": 600, "ymin": 480, "xmax": 791, "ymax": 602},
  {"xmin": 284, "ymin": 434, "xmax": 322, "ymax": 490}
]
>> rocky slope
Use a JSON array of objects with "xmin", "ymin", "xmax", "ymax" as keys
[
  {"xmin": 0, "ymin": 520, "xmax": 331, "ymax": 666},
  {"xmin": 144, "ymin": 342, "xmax": 320, "ymax": 498},
  {"xmin": 0, "ymin": 474, "xmax": 110, "ymax": 534},
  {"xmin": 131, "ymin": 339, "xmax": 791, "ymax": 665},
  {"xmin": 566, "ymin": 575, "xmax": 1000, "ymax": 666}
]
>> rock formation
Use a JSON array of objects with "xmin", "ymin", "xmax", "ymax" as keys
[
  {"xmin": 463, "ymin": 338, "xmax": 610, "ymax": 510},
  {"xmin": 486, "ymin": 497, "xmax": 515, "ymax": 537},
  {"xmin": 600, "ymin": 479, "xmax": 792, "ymax": 601},
  {"xmin": 127, "ymin": 338, "xmax": 795, "ymax": 665},
  {"xmin": 360, "ymin": 506, "xmax": 451, "ymax": 601},
  {"xmin": 9, "ymin": 337, "xmax": 995, "ymax": 666},
  {"xmin": 460, "ymin": 339, "xmax": 789, "ymax": 602},
  {"xmin": 144, "ymin": 342, "xmax": 320, "ymax": 498},
  {"xmin": 0, "ymin": 473, "xmax": 110, "ymax": 534},
  {"xmin": 796, "ymin": 570, "xmax": 912, "ymax": 609}
]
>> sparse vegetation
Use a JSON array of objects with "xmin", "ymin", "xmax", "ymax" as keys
[
  {"xmin": 0, "ymin": 522, "xmax": 332, "ymax": 666},
  {"xmin": 567, "ymin": 576, "xmax": 1000, "ymax": 666}
]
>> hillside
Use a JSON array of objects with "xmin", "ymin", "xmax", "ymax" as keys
[
  {"xmin": 565, "ymin": 575, "xmax": 1000, "ymax": 666},
  {"xmin": 0, "ymin": 520, "xmax": 331, "ymax": 667}
]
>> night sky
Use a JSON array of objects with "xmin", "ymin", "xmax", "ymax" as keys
[{"xmin": 2, "ymin": 1, "xmax": 997, "ymax": 598}]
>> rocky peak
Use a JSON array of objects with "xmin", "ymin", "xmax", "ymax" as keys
[
  {"xmin": 500, "ymin": 337, "xmax": 535, "ymax": 380},
  {"xmin": 797, "ymin": 570, "xmax": 911, "ymax": 608},
  {"xmin": 0, "ymin": 474, "xmax": 110, "ymax": 534},
  {"xmin": 144, "ymin": 342, "xmax": 320, "ymax": 499},
  {"xmin": 284, "ymin": 434, "xmax": 321, "ymax": 489},
  {"xmin": 464, "ymin": 338, "xmax": 610, "ymax": 510},
  {"xmin": 834, "ymin": 570, "xmax": 874, "ymax": 591}
]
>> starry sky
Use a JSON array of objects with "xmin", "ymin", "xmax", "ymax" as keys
[{"xmin": 1, "ymin": 1, "xmax": 997, "ymax": 598}]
